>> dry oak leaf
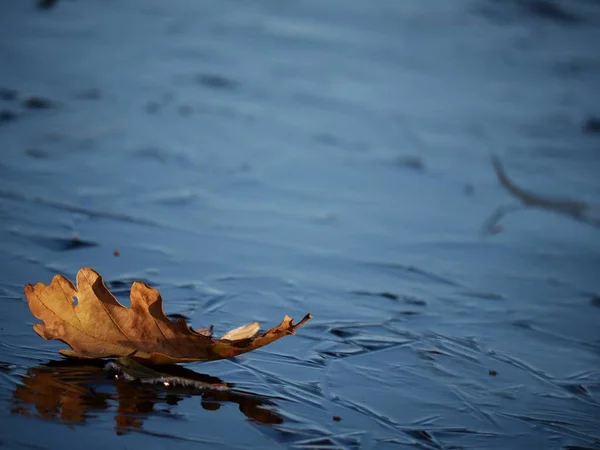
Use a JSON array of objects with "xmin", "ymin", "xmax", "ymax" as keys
[{"xmin": 24, "ymin": 267, "xmax": 312, "ymax": 364}]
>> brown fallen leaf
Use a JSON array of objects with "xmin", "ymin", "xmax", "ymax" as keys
[{"xmin": 24, "ymin": 267, "xmax": 312, "ymax": 364}]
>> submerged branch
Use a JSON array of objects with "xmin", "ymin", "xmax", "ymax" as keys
[{"xmin": 483, "ymin": 154, "xmax": 600, "ymax": 233}]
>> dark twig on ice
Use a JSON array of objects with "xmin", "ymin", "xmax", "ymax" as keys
[{"xmin": 483, "ymin": 154, "xmax": 600, "ymax": 233}]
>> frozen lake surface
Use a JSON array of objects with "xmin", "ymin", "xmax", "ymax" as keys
[{"xmin": 1, "ymin": 0, "xmax": 600, "ymax": 448}]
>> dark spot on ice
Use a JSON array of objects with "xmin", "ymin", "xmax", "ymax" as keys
[
  {"xmin": 561, "ymin": 383, "xmax": 589, "ymax": 396},
  {"xmin": 460, "ymin": 290, "xmax": 504, "ymax": 301},
  {"xmin": 196, "ymin": 73, "xmax": 238, "ymax": 90},
  {"xmin": 583, "ymin": 116, "xmax": 600, "ymax": 134},
  {"xmin": 512, "ymin": 319, "xmax": 533, "ymax": 329},
  {"xmin": 352, "ymin": 290, "xmax": 398, "ymax": 300},
  {"xmin": 37, "ymin": 0, "xmax": 59, "ymax": 10},
  {"xmin": 332, "ymin": 415, "xmax": 341, "ymax": 422},
  {"xmin": 520, "ymin": 0, "xmax": 581, "ymax": 24},
  {"xmin": 352, "ymin": 290, "xmax": 427, "ymax": 306},
  {"xmin": 0, "ymin": 110, "xmax": 17, "ymax": 124},
  {"xmin": 489, "ymin": 369, "xmax": 498, "ymax": 376},
  {"xmin": 25, "ymin": 148, "xmax": 50, "ymax": 158},
  {"xmin": 405, "ymin": 429, "xmax": 433, "ymax": 441},
  {"xmin": 144, "ymin": 93, "xmax": 174, "ymax": 113},
  {"xmin": 106, "ymin": 280, "xmax": 127, "ymax": 289},
  {"xmin": 0, "ymin": 88, "xmax": 17, "ymax": 101},
  {"xmin": 407, "ymin": 265, "xmax": 459, "ymax": 286},
  {"xmin": 330, "ymin": 328, "xmax": 357, "ymax": 338},
  {"xmin": 404, "ymin": 296, "xmax": 427, "ymax": 306},
  {"xmin": 14, "ymin": 231, "xmax": 98, "ymax": 251},
  {"xmin": 395, "ymin": 155, "xmax": 425, "ymax": 172},
  {"xmin": 108, "ymin": 278, "xmax": 153, "ymax": 289},
  {"xmin": 399, "ymin": 310, "xmax": 422, "ymax": 316},
  {"xmin": 480, "ymin": 0, "xmax": 581, "ymax": 26},
  {"xmin": 22, "ymin": 96, "xmax": 55, "ymax": 110},
  {"xmin": 554, "ymin": 58, "xmax": 585, "ymax": 77},
  {"xmin": 145, "ymin": 101, "xmax": 161, "ymax": 114}
]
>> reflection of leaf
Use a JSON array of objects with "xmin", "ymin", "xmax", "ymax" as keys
[
  {"xmin": 483, "ymin": 154, "xmax": 600, "ymax": 233},
  {"xmin": 12, "ymin": 359, "xmax": 284, "ymax": 434},
  {"xmin": 108, "ymin": 357, "xmax": 283, "ymax": 428},
  {"xmin": 24, "ymin": 267, "xmax": 312, "ymax": 364},
  {"xmin": 11, "ymin": 361, "xmax": 110, "ymax": 424}
]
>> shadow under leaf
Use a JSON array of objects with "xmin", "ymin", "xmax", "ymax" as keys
[{"xmin": 11, "ymin": 358, "xmax": 283, "ymax": 435}]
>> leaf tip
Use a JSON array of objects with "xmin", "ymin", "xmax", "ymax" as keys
[
  {"xmin": 76, "ymin": 268, "xmax": 106, "ymax": 293},
  {"xmin": 32, "ymin": 323, "xmax": 45, "ymax": 338},
  {"xmin": 23, "ymin": 284, "xmax": 35, "ymax": 297},
  {"xmin": 79, "ymin": 266, "xmax": 100, "ymax": 276},
  {"xmin": 130, "ymin": 280, "xmax": 162, "ymax": 307}
]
